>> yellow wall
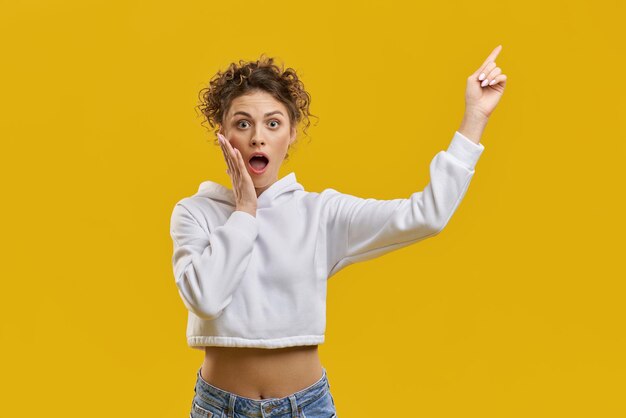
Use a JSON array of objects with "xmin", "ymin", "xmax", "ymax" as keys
[{"xmin": 1, "ymin": 0, "xmax": 624, "ymax": 416}]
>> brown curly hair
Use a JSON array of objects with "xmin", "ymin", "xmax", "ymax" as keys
[{"xmin": 195, "ymin": 54, "xmax": 318, "ymax": 162}]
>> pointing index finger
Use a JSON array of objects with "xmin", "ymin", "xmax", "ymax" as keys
[{"xmin": 481, "ymin": 44, "xmax": 502, "ymax": 68}]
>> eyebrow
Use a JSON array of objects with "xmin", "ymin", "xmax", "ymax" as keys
[{"xmin": 232, "ymin": 110, "xmax": 284, "ymax": 119}]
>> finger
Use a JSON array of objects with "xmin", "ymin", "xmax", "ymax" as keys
[
  {"xmin": 484, "ymin": 67, "xmax": 502, "ymax": 86},
  {"xmin": 480, "ymin": 45, "xmax": 502, "ymax": 68},
  {"xmin": 222, "ymin": 134, "xmax": 238, "ymax": 166},
  {"xmin": 473, "ymin": 44, "xmax": 502, "ymax": 77},
  {"xmin": 231, "ymin": 148, "xmax": 241, "ymax": 180},
  {"xmin": 488, "ymin": 74, "xmax": 507, "ymax": 87},
  {"xmin": 218, "ymin": 135, "xmax": 234, "ymax": 175},
  {"xmin": 232, "ymin": 147, "xmax": 243, "ymax": 184},
  {"xmin": 219, "ymin": 133, "xmax": 237, "ymax": 177},
  {"xmin": 222, "ymin": 144, "xmax": 237, "ymax": 184},
  {"xmin": 234, "ymin": 148, "xmax": 245, "ymax": 177},
  {"xmin": 235, "ymin": 147, "xmax": 249, "ymax": 178},
  {"xmin": 218, "ymin": 134, "xmax": 244, "ymax": 197},
  {"xmin": 224, "ymin": 142, "xmax": 239, "ymax": 197},
  {"xmin": 218, "ymin": 139, "xmax": 230, "ymax": 171},
  {"xmin": 229, "ymin": 146, "xmax": 241, "ymax": 186},
  {"xmin": 478, "ymin": 61, "xmax": 497, "ymax": 82}
]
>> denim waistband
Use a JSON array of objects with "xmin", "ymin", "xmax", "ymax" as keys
[{"xmin": 194, "ymin": 366, "xmax": 330, "ymax": 417}]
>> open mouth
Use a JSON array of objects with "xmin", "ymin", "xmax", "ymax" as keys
[{"xmin": 248, "ymin": 155, "xmax": 269, "ymax": 174}]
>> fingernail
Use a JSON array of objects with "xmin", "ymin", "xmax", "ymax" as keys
[
  {"xmin": 481, "ymin": 79, "xmax": 489, "ymax": 87},
  {"xmin": 489, "ymin": 79, "xmax": 497, "ymax": 85},
  {"xmin": 478, "ymin": 72, "xmax": 486, "ymax": 81}
]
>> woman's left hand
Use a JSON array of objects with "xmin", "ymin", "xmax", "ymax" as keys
[{"xmin": 465, "ymin": 45, "xmax": 507, "ymax": 119}]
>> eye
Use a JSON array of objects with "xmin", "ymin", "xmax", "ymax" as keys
[
  {"xmin": 237, "ymin": 120, "xmax": 250, "ymax": 129},
  {"xmin": 268, "ymin": 120, "xmax": 280, "ymax": 128}
]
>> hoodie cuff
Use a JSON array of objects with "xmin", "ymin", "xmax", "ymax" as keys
[
  {"xmin": 446, "ymin": 130, "xmax": 486, "ymax": 171},
  {"xmin": 225, "ymin": 210, "xmax": 259, "ymax": 242}
]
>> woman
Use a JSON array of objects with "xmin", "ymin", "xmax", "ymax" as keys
[{"xmin": 170, "ymin": 48, "xmax": 507, "ymax": 418}]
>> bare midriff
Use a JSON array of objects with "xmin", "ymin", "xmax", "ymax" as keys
[{"xmin": 200, "ymin": 344, "xmax": 323, "ymax": 400}]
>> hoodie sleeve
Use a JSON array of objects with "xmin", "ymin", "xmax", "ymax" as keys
[
  {"xmin": 323, "ymin": 131, "xmax": 485, "ymax": 278},
  {"xmin": 169, "ymin": 203, "xmax": 258, "ymax": 320}
]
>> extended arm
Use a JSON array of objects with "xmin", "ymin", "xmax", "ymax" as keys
[
  {"xmin": 322, "ymin": 44, "xmax": 504, "ymax": 278},
  {"xmin": 323, "ymin": 130, "xmax": 485, "ymax": 278}
]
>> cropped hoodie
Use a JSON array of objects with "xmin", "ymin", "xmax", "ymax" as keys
[{"xmin": 169, "ymin": 130, "xmax": 485, "ymax": 349}]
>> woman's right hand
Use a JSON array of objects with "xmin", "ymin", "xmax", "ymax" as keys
[{"xmin": 217, "ymin": 131, "xmax": 258, "ymax": 216}]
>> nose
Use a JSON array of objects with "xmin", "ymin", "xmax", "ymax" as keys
[{"xmin": 250, "ymin": 127, "xmax": 266, "ymax": 146}]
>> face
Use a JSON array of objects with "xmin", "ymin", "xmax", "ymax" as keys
[{"xmin": 218, "ymin": 90, "xmax": 297, "ymax": 196}]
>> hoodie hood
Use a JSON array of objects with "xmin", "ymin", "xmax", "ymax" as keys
[{"xmin": 194, "ymin": 172, "xmax": 304, "ymax": 209}]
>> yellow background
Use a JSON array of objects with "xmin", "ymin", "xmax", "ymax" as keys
[{"xmin": 1, "ymin": 0, "xmax": 625, "ymax": 416}]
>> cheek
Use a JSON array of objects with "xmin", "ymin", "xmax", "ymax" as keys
[{"xmin": 229, "ymin": 137, "xmax": 245, "ymax": 149}]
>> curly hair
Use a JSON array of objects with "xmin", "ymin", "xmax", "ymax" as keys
[{"xmin": 195, "ymin": 54, "xmax": 318, "ymax": 162}]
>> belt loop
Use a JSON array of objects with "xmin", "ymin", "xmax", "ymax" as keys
[
  {"xmin": 227, "ymin": 393, "xmax": 236, "ymax": 418},
  {"xmin": 289, "ymin": 394, "xmax": 299, "ymax": 418}
]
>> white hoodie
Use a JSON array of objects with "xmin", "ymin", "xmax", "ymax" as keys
[{"xmin": 170, "ymin": 130, "xmax": 485, "ymax": 349}]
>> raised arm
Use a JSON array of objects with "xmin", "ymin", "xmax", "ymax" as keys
[
  {"xmin": 323, "ymin": 130, "xmax": 485, "ymax": 278},
  {"xmin": 322, "ymin": 46, "xmax": 505, "ymax": 278},
  {"xmin": 169, "ymin": 203, "xmax": 258, "ymax": 319}
]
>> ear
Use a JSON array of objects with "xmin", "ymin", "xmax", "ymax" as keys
[{"xmin": 289, "ymin": 126, "xmax": 297, "ymax": 145}]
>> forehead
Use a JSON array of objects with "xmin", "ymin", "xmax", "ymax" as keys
[{"xmin": 228, "ymin": 91, "xmax": 287, "ymax": 115}]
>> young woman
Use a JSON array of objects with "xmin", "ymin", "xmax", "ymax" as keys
[{"xmin": 170, "ymin": 48, "xmax": 507, "ymax": 418}]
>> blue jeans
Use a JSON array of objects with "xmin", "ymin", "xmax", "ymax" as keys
[{"xmin": 190, "ymin": 366, "xmax": 337, "ymax": 418}]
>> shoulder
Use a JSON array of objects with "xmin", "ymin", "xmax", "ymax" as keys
[
  {"xmin": 171, "ymin": 195, "xmax": 232, "ymax": 227},
  {"xmin": 306, "ymin": 187, "xmax": 364, "ymax": 219}
]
